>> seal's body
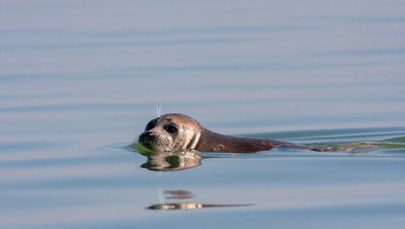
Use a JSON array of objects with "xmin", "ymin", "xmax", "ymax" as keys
[{"xmin": 138, "ymin": 113, "xmax": 333, "ymax": 153}]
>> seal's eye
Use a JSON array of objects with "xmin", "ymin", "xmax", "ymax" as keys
[
  {"xmin": 164, "ymin": 125, "xmax": 178, "ymax": 134},
  {"xmin": 145, "ymin": 119, "xmax": 157, "ymax": 131}
]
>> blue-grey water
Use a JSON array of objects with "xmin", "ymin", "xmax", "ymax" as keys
[{"xmin": 1, "ymin": 0, "xmax": 405, "ymax": 228}]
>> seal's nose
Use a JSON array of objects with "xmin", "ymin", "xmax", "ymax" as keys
[{"xmin": 138, "ymin": 131, "xmax": 154, "ymax": 143}]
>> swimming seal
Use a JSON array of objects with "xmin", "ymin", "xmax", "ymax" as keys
[{"xmin": 138, "ymin": 113, "xmax": 335, "ymax": 153}]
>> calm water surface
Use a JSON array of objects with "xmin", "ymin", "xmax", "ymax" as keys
[{"xmin": 1, "ymin": 1, "xmax": 405, "ymax": 228}]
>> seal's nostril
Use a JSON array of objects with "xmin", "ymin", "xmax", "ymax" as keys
[{"xmin": 143, "ymin": 131, "xmax": 151, "ymax": 138}]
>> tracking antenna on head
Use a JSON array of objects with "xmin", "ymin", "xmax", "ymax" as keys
[{"xmin": 155, "ymin": 98, "xmax": 161, "ymax": 117}]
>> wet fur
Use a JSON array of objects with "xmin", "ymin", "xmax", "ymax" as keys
[{"xmin": 196, "ymin": 127, "xmax": 332, "ymax": 153}]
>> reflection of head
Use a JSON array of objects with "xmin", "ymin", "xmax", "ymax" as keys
[
  {"xmin": 147, "ymin": 202, "xmax": 253, "ymax": 211},
  {"xmin": 140, "ymin": 150, "xmax": 202, "ymax": 172},
  {"xmin": 146, "ymin": 189, "xmax": 254, "ymax": 211},
  {"xmin": 138, "ymin": 113, "xmax": 202, "ymax": 152}
]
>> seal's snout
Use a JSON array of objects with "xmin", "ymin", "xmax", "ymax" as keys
[
  {"xmin": 138, "ymin": 131, "xmax": 156, "ymax": 148},
  {"xmin": 139, "ymin": 131, "xmax": 154, "ymax": 141}
]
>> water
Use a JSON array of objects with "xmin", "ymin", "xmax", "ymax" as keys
[{"xmin": 1, "ymin": 0, "xmax": 405, "ymax": 228}]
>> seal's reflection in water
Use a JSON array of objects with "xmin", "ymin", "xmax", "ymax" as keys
[
  {"xmin": 146, "ymin": 189, "xmax": 253, "ymax": 211},
  {"xmin": 140, "ymin": 150, "xmax": 203, "ymax": 171},
  {"xmin": 134, "ymin": 146, "xmax": 253, "ymax": 210}
]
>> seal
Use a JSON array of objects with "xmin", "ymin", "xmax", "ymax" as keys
[{"xmin": 138, "ymin": 113, "xmax": 335, "ymax": 153}]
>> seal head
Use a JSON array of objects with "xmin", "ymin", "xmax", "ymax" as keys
[{"xmin": 138, "ymin": 113, "xmax": 202, "ymax": 152}]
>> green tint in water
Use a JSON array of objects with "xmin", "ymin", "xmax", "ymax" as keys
[
  {"xmin": 383, "ymin": 136, "xmax": 405, "ymax": 143},
  {"xmin": 376, "ymin": 136, "xmax": 405, "ymax": 149},
  {"xmin": 244, "ymin": 128, "xmax": 405, "ymax": 153}
]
